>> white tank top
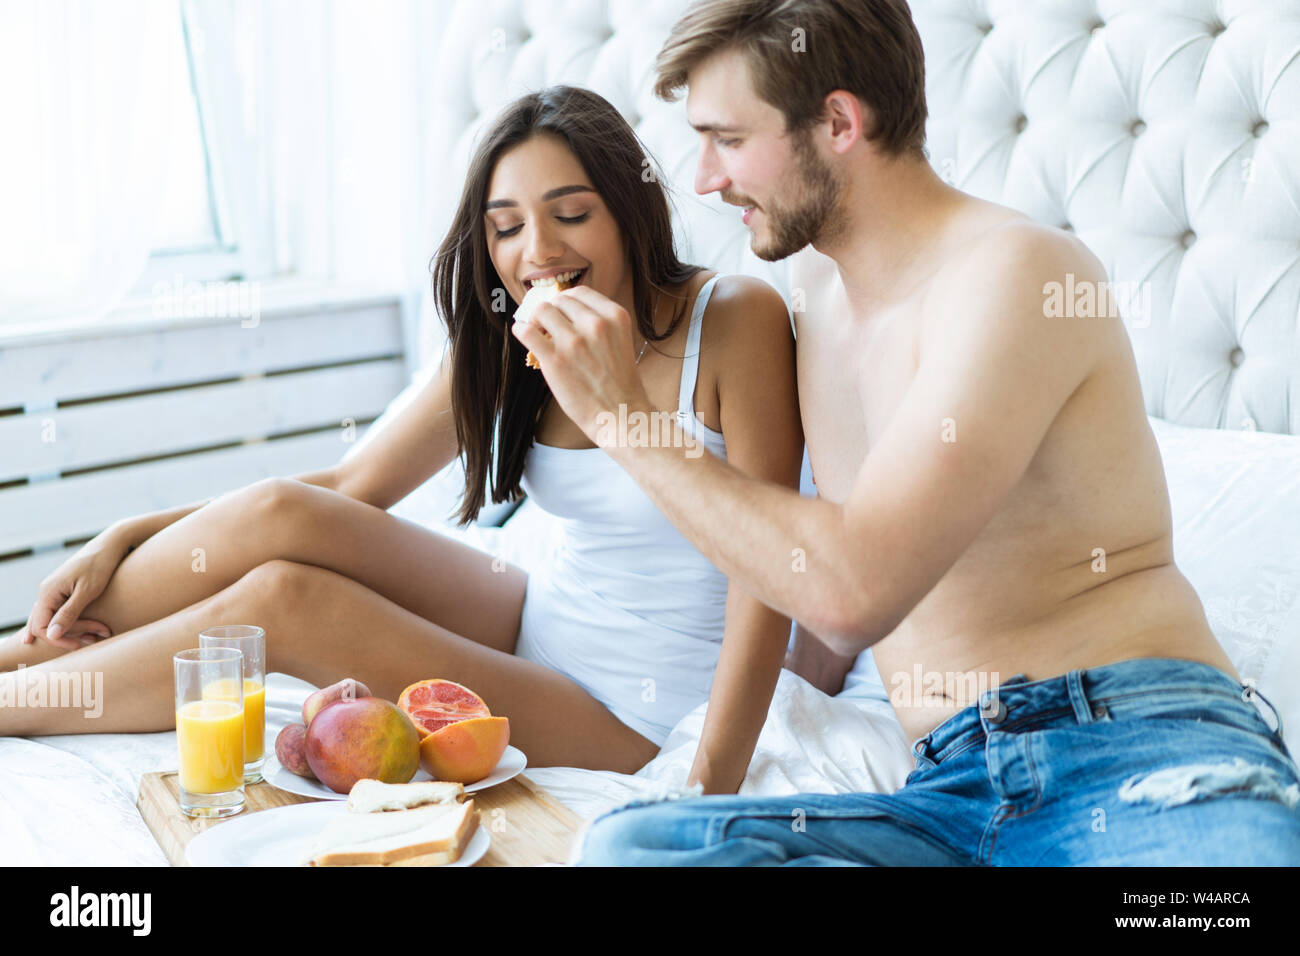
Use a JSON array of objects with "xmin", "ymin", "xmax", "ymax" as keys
[{"xmin": 519, "ymin": 273, "xmax": 729, "ymax": 636}]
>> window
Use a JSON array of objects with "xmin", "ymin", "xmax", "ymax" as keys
[
  {"xmin": 153, "ymin": 0, "xmax": 225, "ymax": 254},
  {"xmin": 130, "ymin": 0, "xmax": 275, "ymax": 294}
]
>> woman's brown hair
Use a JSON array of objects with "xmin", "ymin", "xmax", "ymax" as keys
[{"xmin": 431, "ymin": 85, "xmax": 703, "ymax": 525}]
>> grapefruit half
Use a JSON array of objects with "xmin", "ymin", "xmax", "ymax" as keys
[
  {"xmin": 397, "ymin": 678, "xmax": 491, "ymax": 737},
  {"xmin": 419, "ymin": 716, "xmax": 511, "ymax": 783}
]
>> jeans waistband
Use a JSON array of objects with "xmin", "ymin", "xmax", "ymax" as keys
[{"xmin": 910, "ymin": 657, "xmax": 1284, "ymax": 764}]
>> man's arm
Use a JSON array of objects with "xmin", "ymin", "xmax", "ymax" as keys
[{"xmin": 517, "ymin": 228, "xmax": 1105, "ymax": 654}]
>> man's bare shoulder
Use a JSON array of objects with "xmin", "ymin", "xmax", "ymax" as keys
[
  {"xmin": 922, "ymin": 216, "xmax": 1117, "ymax": 367},
  {"xmin": 937, "ymin": 216, "xmax": 1108, "ymax": 308}
]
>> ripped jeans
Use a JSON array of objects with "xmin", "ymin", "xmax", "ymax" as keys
[{"xmin": 577, "ymin": 658, "xmax": 1300, "ymax": 865}]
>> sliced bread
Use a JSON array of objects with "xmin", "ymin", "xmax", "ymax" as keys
[
  {"xmin": 346, "ymin": 778, "xmax": 465, "ymax": 813},
  {"xmin": 308, "ymin": 799, "xmax": 478, "ymax": 867}
]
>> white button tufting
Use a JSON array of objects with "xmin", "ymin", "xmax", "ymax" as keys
[
  {"xmin": 428, "ymin": 0, "xmax": 1300, "ymax": 436},
  {"xmin": 1229, "ymin": 347, "xmax": 1245, "ymax": 368}
]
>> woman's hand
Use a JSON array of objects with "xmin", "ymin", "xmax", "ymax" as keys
[{"xmin": 16, "ymin": 531, "xmax": 128, "ymax": 650}]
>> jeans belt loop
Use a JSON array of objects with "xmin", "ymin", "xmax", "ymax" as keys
[
  {"xmin": 1066, "ymin": 669, "xmax": 1098, "ymax": 724},
  {"xmin": 1243, "ymin": 680, "xmax": 1284, "ymax": 738}
]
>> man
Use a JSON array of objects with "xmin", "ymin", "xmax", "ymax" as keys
[{"xmin": 511, "ymin": 0, "xmax": 1300, "ymax": 864}]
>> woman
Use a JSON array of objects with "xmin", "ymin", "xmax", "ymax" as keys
[{"xmin": 0, "ymin": 86, "xmax": 803, "ymax": 793}]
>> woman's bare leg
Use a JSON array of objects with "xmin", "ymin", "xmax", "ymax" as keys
[
  {"xmin": 0, "ymin": 559, "xmax": 660, "ymax": 773},
  {"xmin": 0, "ymin": 478, "xmax": 527, "ymax": 669}
]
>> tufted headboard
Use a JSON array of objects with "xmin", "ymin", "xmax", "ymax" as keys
[{"xmin": 424, "ymin": 0, "xmax": 1300, "ymax": 435}]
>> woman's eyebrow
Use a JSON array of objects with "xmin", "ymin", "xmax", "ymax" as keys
[{"xmin": 485, "ymin": 184, "xmax": 595, "ymax": 210}]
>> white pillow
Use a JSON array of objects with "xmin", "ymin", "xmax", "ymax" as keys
[{"xmin": 1149, "ymin": 416, "xmax": 1300, "ymax": 744}]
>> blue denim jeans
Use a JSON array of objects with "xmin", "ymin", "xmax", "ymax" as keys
[{"xmin": 577, "ymin": 658, "xmax": 1300, "ymax": 865}]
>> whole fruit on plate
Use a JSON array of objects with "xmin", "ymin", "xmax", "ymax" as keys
[
  {"xmin": 304, "ymin": 696, "xmax": 420, "ymax": 794},
  {"xmin": 397, "ymin": 678, "xmax": 491, "ymax": 735},
  {"xmin": 303, "ymin": 677, "xmax": 372, "ymax": 727},
  {"xmin": 419, "ymin": 715, "xmax": 511, "ymax": 784},
  {"xmin": 275, "ymin": 723, "xmax": 315, "ymax": 779}
]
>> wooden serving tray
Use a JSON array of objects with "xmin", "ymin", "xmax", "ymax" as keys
[{"xmin": 137, "ymin": 770, "xmax": 584, "ymax": 867}]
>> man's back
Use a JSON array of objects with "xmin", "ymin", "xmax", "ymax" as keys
[{"xmin": 792, "ymin": 196, "xmax": 1237, "ymax": 741}]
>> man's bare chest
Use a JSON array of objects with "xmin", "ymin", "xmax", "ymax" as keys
[{"xmin": 795, "ymin": 281, "xmax": 921, "ymax": 501}]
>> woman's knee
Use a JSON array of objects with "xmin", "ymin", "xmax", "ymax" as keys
[
  {"xmin": 235, "ymin": 559, "xmax": 334, "ymax": 615},
  {"xmin": 227, "ymin": 477, "xmax": 317, "ymax": 558}
]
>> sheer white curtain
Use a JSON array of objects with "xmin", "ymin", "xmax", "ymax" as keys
[
  {"xmin": 0, "ymin": 0, "xmax": 175, "ymax": 326},
  {"xmin": 1, "ymin": 0, "xmax": 445, "ymax": 352},
  {"xmin": 196, "ymin": 0, "xmax": 444, "ymax": 364}
]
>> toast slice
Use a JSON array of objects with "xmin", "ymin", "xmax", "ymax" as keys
[
  {"xmin": 346, "ymin": 778, "xmax": 465, "ymax": 813},
  {"xmin": 516, "ymin": 273, "xmax": 579, "ymax": 369},
  {"xmin": 307, "ymin": 799, "xmax": 478, "ymax": 867}
]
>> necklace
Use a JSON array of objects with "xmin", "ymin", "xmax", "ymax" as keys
[{"xmin": 635, "ymin": 336, "xmax": 649, "ymax": 364}]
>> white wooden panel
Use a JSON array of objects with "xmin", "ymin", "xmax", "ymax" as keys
[
  {"xmin": 0, "ymin": 304, "xmax": 402, "ymax": 408},
  {"xmin": 0, "ymin": 548, "xmax": 71, "ymax": 630},
  {"xmin": 0, "ymin": 428, "xmax": 372, "ymax": 555},
  {"xmin": 0, "ymin": 360, "xmax": 404, "ymax": 481}
]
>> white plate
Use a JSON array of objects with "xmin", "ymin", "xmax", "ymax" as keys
[
  {"xmin": 265, "ymin": 745, "xmax": 527, "ymax": 801},
  {"xmin": 185, "ymin": 800, "xmax": 491, "ymax": 867}
]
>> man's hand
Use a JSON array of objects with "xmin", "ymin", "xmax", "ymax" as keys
[{"xmin": 510, "ymin": 285, "xmax": 652, "ymax": 445}]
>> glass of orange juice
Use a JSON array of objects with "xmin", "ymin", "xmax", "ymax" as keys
[
  {"xmin": 200, "ymin": 625, "xmax": 267, "ymax": 784},
  {"xmin": 174, "ymin": 647, "xmax": 245, "ymax": 818}
]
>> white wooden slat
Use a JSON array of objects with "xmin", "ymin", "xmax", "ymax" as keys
[
  {"xmin": 0, "ymin": 360, "xmax": 405, "ymax": 482},
  {"xmin": 0, "ymin": 428, "xmax": 372, "ymax": 555},
  {"xmin": 0, "ymin": 548, "xmax": 70, "ymax": 630},
  {"xmin": 0, "ymin": 304, "xmax": 402, "ymax": 408}
]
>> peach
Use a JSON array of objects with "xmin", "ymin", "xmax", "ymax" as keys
[
  {"xmin": 303, "ymin": 677, "xmax": 372, "ymax": 727},
  {"xmin": 275, "ymin": 723, "xmax": 315, "ymax": 779}
]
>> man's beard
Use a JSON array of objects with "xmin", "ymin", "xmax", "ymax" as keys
[{"xmin": 750, "ymin": 131, "xmax": 846, "ymax": 262}]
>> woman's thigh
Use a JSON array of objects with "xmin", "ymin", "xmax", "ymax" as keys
[
  {"xmin": 261, "ymin": 559, "xmax": 659, "ymax": 773},
  {"xmin": 84, "ymin": 477, "xmax": 528, "ymax": 656}
]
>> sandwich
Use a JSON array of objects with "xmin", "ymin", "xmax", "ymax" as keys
[
  {"xmin": 306, "ymin": 778, "xmax": 478, "ymax": 867},
  {"xmin": 515, "ymin": 270, "xmax": 582, "ymax": 369},
  {"xmin": 346, "ymin": 778, "xmax": 465, "ymax": 813},
  {"xmin": 307, "ymin": 800, "xmax": 478, "ymax": 867}
]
